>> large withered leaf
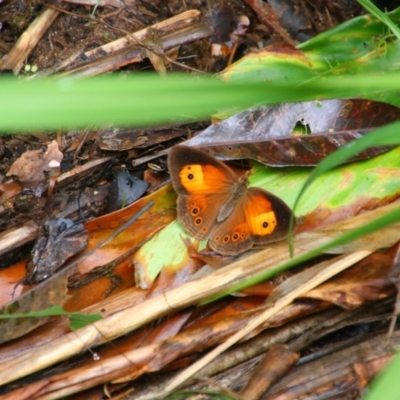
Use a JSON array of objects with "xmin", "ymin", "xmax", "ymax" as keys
[{"xmin": 185, "ymin": 99, "xmax": 400, "ymax": 166}]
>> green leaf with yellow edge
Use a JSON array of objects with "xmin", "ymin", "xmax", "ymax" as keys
[
  {"xmin": 291, "ymin": 121, "xmax": 400, "ymax": 222},
  {"xmin": 252, "ymin": 146, "xmax": 400, "ymax": 218},
  {"xmin": 134, "ymin": 220, "xmax": 193, "ymax": 288},
  {"xmin": 220, "ymin": 8, "xmax": 400, "ymax": 107}
]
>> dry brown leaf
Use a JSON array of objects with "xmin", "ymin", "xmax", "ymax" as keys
[{"xmin": 6, "ymin": 140, "xmax": 63, "ymax": 196}]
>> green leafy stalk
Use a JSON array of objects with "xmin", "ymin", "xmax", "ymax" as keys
[
  {"xmin": 0, "ymin": 305, "xmax": 102, "ymax": 330},
  {"xmin": 2, "ymin": 70, "xmax": 400, "ymax": 130}
]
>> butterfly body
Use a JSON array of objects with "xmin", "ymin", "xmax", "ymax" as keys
[{"xmin": 168, "ymin": 146, "xmax": 295, "ymax": 256}]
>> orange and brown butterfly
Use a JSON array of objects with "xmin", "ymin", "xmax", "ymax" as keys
[{"xmin": 168, "ymin": 145, "xmax": 296, "ymax": 256}]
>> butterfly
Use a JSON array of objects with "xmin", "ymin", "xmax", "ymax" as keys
[{"xmin": 168, "ymin": 145, "xmax": 295, "ymax": 256}]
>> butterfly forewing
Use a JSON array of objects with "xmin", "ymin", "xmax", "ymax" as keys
[
  {"xmin": 169, "ymin": 146, "xmax": 239, "ymax": 240},
  {"xmin": 168, "ymin": 146, "xmax": 238, "ymax": 196},
  {"xmin": 177, "ymin": 163, "xmax": 236, "ymax": 194}
]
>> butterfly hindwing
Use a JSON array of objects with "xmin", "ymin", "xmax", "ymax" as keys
[
  {"xmin": 177, "ymin": 192, "xmax": 231, "ymax": 240},
  {"xmin": 208, "ymin": 198, "xmax": 253, "ymax": 255}
]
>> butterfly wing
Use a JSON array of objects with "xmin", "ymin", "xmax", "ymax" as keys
[
  {"xmin": 176, "ymin": 193, "xmax": 231, "ymax": 239},
  {"xmin": 209, "ymin": 187, "xmax": 295, "ymax": 255},
  {"xmin": 208, "ymin": 199, "xmax": 253, "ymax": 255},
  {"xmin": 168, "ymin": 146, "xmax": 238, "ymax": 239},
  {"xmin": 245, "ymin": 187, "xmax": 294, "ymax": 245},
  {"xmin": 168, "ymin": 146, "xmax": 238, "ymax": 194}
]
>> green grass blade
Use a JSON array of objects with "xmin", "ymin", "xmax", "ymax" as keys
[
  {"xmin": 0, "ymin": 305, "xmax": 102, "ymax": 330},
  {"xmin": 358, "ymin": 0, "xmax": 400, "ymax": 39},
  {"xmin": 2, "ymin": 72, "xmax": 400, "ymax": 130}
]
